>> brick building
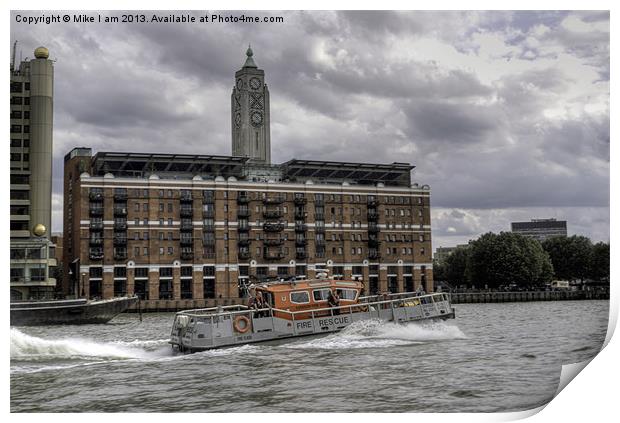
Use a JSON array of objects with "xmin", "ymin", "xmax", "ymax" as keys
[{"xmin": 62, "ymin": 47, "xmax": 434, "ymax": 308}]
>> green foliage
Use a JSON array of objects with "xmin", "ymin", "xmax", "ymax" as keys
[
  {"xmin": 590, "ymin": 242, "xmax": 610, "ymax": 282},
  {"xmin": 541, "ymin": 236, "xmax": 594, "ymax": 281},
  {"xmin": 444, "ymin": 247, "xmax": 470, "ymax": 286},
  {"xmin": 467, "ymin": 232, "xmax": 554, "ymax": 288}
]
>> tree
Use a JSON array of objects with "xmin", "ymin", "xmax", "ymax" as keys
[
  {"xmin": 591, "ymin": 242, "xmax": 610, "ymax": 282},
  {"xmin": 542, "ymin": 236, "xmax": 594, "ymax": 282},
  {"xmin": 467, "ymin": 232, "xmax": 554, "ymax": 289},
  {"xmin": 444, "ymin": 247, "xmax": 470, "ymax": 287}
]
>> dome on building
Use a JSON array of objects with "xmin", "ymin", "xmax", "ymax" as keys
[
  {"xmin": 215, "ymin": 176, "xmax": 226, "ymax": 182},
  {"xmin": 192, "ymin": 175, "xmax": 203, "ymax": 181},
  {"xmin": 148, "ymin": 174, "xmax": 160, "ymax": 180},
  {"xmin": 228, "ymin": 176, "xmax": 238, "ymax": 182},
  {"xmin": 34, "ymin": 46, "xmax": 49, "ymax": 59},
  {"xmin": 79, "ymin": 172, "xmax": 91, "ymax": 178},
  {"xmin": 103, "ymin": 173, "xmax": 115, "ymax": 179},
  {"xmin": 305, "ymin": 180, "xmax": 314, "ymax": 185}
]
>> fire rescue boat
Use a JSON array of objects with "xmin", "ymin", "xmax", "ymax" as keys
[{"xmin": 170, "ymin": 274, "xmax": 455, "ymax": 352}]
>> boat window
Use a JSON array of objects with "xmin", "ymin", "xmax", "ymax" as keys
[
  {"xmin": 262, "ymin": 291, "xmax": 274, "ymax": 307},
  {"xmin": 335, "ymin": 288, "xmax": 358, "ymax": 300},
  {"xmin": 290, "ymin": 291, "xmax": 310, "ymax": 304},
  {"xmin": 313, "ymin": 288, "xmax": 331, "ymax": 302}
]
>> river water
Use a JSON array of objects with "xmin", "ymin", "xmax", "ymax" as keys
[{"xmin": 11, "ymin": 300, "xmax": 609, "ymax": 413}]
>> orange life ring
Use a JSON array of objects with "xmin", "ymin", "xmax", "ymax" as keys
[{"xmin": 233, "ymin": 315, "xmax": 251, "ymax": 334}]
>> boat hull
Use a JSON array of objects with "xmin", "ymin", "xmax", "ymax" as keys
[
  {"xmin": 175, "ymin": 310, "xmax": 456, "ymax": 353},
  {"xmin": 10, "ymin": 296, "xmax": 138, "ymax": 326}
]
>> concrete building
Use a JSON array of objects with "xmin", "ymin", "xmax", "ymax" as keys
[
  {"xmin": 62, "ymin": 48, "xmax": 434, "ymax": 308},
  {"xmin": 434, "ymin": 244, "xmax": 470, "ymax": 263},
  {"xmin": 10, "ymin": 46, "xmax": 57, "ymax": 300},
  {"xmin": 511, "ymin": 218, "xmax": 567, "ymax": 242}
]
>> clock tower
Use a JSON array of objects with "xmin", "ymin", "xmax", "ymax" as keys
[{"xmin": 231, "ymin": 46, "xmax": 271, "ymax": 164}]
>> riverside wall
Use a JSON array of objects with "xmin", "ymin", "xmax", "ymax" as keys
[{"xmin": 448, "ymin": 289, "xmax": 609, "ymax": 304}]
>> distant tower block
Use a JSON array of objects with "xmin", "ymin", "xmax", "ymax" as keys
[
  {"xmin": 231, "ymin": 46, "xmax": 271, "ymax": 164},
  {"xmin": 29, "ymin": 47, "xmax": 54, "ymax": 234}
]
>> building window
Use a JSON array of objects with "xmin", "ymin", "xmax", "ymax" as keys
[
  {"xmin": 144, "ymin": 247, "xmax": 149, "ymax": 255},
  {"xmin": 144, "ymin": 232, "xmax": 149, "ymax": 240},
  {"xmin": 159, "ymin": 247, "xmax": 164, "ymax": 255},
  {"xmin": 168, "ymin": 247, "xmax": 173, "ymax": 255},
  {"xmin": 134, "ymin": 247, "xmax": 140, "ymax": 257}
]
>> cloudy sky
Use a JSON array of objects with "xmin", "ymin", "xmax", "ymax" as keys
[{"xmin": 10, "ymin": 10, "xmax": 610, "ymax": 249}]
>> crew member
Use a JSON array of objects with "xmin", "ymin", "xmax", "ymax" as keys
[{"xmin": 327, "ymin": 289, "xmax": 341, "ymax": 315}]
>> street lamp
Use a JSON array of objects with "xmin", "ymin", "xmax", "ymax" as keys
[{"xmin": 81, "ymin": 272, "xmax": 86, "ymax": 298}]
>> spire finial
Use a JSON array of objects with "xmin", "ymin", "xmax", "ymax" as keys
[{"xmin": 243, "ymin": 44, "xmax": 257, "ymax": 68}]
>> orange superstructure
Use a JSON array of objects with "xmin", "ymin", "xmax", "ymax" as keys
[{"xmin": 254, "ymin": 278, "xmax": 364, "ymax": 319}]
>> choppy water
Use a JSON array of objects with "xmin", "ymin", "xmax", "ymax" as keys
[{"xmin": 11, "ymin": 300, "xmax": 609, "ymax": 412}]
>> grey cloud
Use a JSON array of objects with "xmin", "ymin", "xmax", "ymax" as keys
[{"xmin": 10, "ymin": 10, "xmax": 609, "ymax": 243}]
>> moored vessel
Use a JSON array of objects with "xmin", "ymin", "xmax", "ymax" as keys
[
  {"xmin": 10, "ymin": 296, "xmax": 139, "ymax": 326},
  {"xmin": 170, "ymin": 276, "xmax": 455, "ymax": 352}
]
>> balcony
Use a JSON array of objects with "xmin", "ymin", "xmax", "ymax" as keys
[
  {"xmin": 263, "ymin": 209, "xmax": 283, "ymax": 219},
  {"xmin": 114, "ymin": 221, "xmax": 128, "ymax": 231},
  {"xmin": 314, "ymin": 213, "xmax": 325, "ymax": 221},
  {"xmin": 114, "ymin": 251, "xmax": 127, "ymax": 261},
  {"xmin": 237, "ymin": 194, "xmax": 250, "ymax": 204},
  {"xmin": 89, "ymin": 238, "xmax": 103, "ymax": 246},
  {"xmin": 203, "ymin": 224, "xmax": 215, "ymax": 232},
  {"xmin": 368, "ymin": 238, "xmax": 381, "ymax": 248},
  {"xmin": 180, "ymin": 193, "xmax": 193, "ymax": 203},
  {"xmin": 238, "ymin": 250, "xmax": 251, "ymax": 260},
  {"xmin": 367, "ymin": 199, "xmax": 378, "ymax": 207},
  {"xmin": 368, "ymin": 222, "xmax": 380, "ymax": 233},
  {"xmin": 314, "ymin": 198, "xmax": 324, "ymax": 206},
  {"xmin": 202, "ymin": 238, "xmax": 216, "ymax": 247},
  {"xmin": 89, "ymin": 192, "xmax": 103, "ymax": 202},
  {"xmin": 89, "ymin": 249, "xmax": 103, "ymax": 260},
  {"xmin": 263, "ymin": 250, "xmax": 284, "ymax": 260},
  {"xmin": 295, "ymin": 238, "xmax": 307, "ymax": 246},
  {"xmin": 180, "ymin": 207, "xmax": 193, "ymax": 217},
  {"xmin": 238, "ymin": 224, "xmax": 250, "ymax": 232},
  {"xmin": 368, "ymin": 211, "xmax": 379, "ymax": 221},
  {"xmin": 113, "ymin": 192, "xmax": 128, "ymax": 201},
  {"xmin": 295, "ymin": 223, "xmax": 307, "ymax": 232},
  {"xmin": 89, "ymin": 221, "xmax": 104, "ymax": 231},
  {"xmin": 237, "ymin": 208, "xmax": 251, "ymax": 218},
  {"xmin": 113, "ymin": 207, "xmax": 128, "ymax": 216},
  {"xmin": 113, "ymin": 236, "xmax": 127, "ymax": 246},
  {"xmin": 296, "ymin": 251, "xmax": 307, "ymax": 260},
  {"xmin": 294, "ymin": 196, "xmax": 307, "ymax": 205},
  {"xmin": 294, "ymin": 210, "xmax": 305, "ymax": 220},
  {"xmin": 203, "ymin": 209, "xmax": 215, "ymax": 218},
  {"xmin": 263, "ymin": 196, "xmax": 285, "ymax": 204},
  {"xmin": 315, "ymin": 225, "xmax": 325, "ymax": 233},
  {"xmin": 238, "ymin": 238, "xmax": 250, "ymax": 247},
  {"xmin": 180, "ymin": 221, "xmax": 194, "ymax": 231},
  {"xmin": 315, "ymin": 239, "xmax": 326, "ymax": 247},
  {"xmin": 89, "ymin": 207, "xmax": 104, "ymax": 217},
  {"xmin": 180, "ymin": 238, "xmax": 194, "ymax": 246},
  {"xmin": 368, "ymin": 251, "xmax": 381, "ymax": 260},
  {"xmin": 264, "ymin": 238, "xmax": 284, "ymax": 246},
  {"xmin": 263, "ymin": 222, "xmax": 284, "ymax": 232},
  {"xmin": 181, "ymin": 251, "xmax": 194, "ymax": 260}
]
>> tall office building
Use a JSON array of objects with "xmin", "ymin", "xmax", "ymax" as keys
[
  {"xmin": 63, "ymin": 48, "xmax": 433, "ymax": 309},
  {"xmin": 10, "ymin": 46, "xmax": 57, "ymax": 300},
  {"xmin": 511, "ymin": 218, "xmax": 567, "ymax": 242}
]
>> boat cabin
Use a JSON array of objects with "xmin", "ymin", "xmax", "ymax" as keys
[{"xmin": 252, "ymin": 279, "xmax": 364, "ymax": 319}]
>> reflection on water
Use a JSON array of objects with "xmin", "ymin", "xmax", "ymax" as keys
[{"xmin": 11, "ymin": 300, "xmax": 609, "ymax": 412}]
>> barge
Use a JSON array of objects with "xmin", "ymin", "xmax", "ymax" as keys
[
  {"xmin": 170, "ymin": 277, "xmax": 455, "ymax": 352},
  {"xmin": 10, "ymin": 296, "xmax": 138, "ymax": 326}
]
